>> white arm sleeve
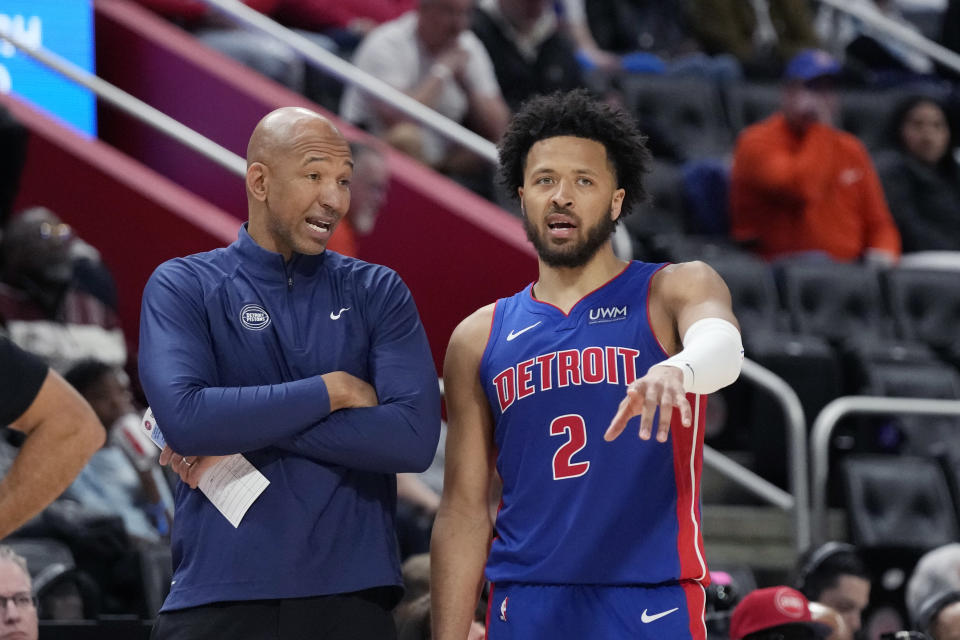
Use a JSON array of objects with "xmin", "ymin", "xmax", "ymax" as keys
[{"xmin": 655, "ymin": 318, "xmax": 744, "ymax": 395}]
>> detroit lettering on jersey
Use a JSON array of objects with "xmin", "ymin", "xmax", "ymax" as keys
[{"xmin": 492, "ymin": 345, "xmax": 641, "ymax": 412}]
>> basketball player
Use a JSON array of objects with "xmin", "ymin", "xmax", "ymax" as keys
[{"xmin": 431, "ymin": 89, "xmax": 744, "ymax": 639}]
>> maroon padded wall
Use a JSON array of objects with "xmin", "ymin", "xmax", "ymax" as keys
[{"xmin": 4, "ymin": 93, "xmax": 239, "ymax": 344}]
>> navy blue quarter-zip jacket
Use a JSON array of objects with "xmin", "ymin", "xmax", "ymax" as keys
[{"xmin": 138, "ymin": 224, "xmax": 440, "ymax": 611}]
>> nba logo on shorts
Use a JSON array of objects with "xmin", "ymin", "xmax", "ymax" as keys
[
  {"xmin": 500, "ymin": 597, "xmax": 508, "ymax": 622},
  {"xmin": 240, "ymin": 304, "xmax": 271, "ymax": 331}
]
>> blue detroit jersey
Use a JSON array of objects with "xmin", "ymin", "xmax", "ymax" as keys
[{"xmin": 479, "ymin": 261, "xmax": 709, "ymax": 586}]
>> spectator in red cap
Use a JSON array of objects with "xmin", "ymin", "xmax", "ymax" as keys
[{"xmin": 730, "ymin": 586, "xmax": 834, "ymax": 640}]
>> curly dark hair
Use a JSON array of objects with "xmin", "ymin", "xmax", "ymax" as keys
[{"xmin": 498, "ymin": 89, "xmax": 651, "ymax": 218}]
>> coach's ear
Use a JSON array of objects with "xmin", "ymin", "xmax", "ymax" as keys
[
  {"xmin": 246, "ymin": 162, "xmax": 268, "ymax": 202},
  {"xmin": 610, "ymin": 187, "xmax": 625, "ymax": 221}
]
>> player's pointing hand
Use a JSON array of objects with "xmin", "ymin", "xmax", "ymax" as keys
[{"xmin": 604, "ymin": 365, "xmax": 692, "ymax": 443}]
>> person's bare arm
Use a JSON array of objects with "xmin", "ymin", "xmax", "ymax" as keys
[
  {"xmin": 606, "ymin": 261, "xmax": 740, "ymax": 442},
  {"xmin": 431, "ymin": 305, "xmax": 497, "ymax": 640},
  {"xmin": 372, "ymin": 46, "xmax": 471, "ymax": 129},
  {"xmin": 464, "ymin": 90, "xmax": 509, "ymax": 143},
  {"xmin": 1, "ymin": 369, "xmax": 105, "ymax": 538}
]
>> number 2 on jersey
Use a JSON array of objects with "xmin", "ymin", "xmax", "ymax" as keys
[{"xmin": 550, "ymin": 414, "xmax": 590, "ymax": 480}]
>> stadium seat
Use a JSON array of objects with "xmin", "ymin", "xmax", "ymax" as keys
[
  {"xmin": 778, "ymin": 260, "xmax": 893, "ymax": 343},
  {"xmin": 620, "ymin": 75, "xmax": 732, "ymax": 158},
  {"xmin": 842, "ymin": 454, "xmax": 959, "ymax": 550},
  {"xmin": 724, "ymin": 82, "xmax": 780, "ymax": 133},
  {"xmin": 707, "ymin": 253, "xmax": 788, "ymax": 336},
  {"xmin": 885, "ymin": 267, "xmax": 960, "ymax": 367},
  {"xmin": 859, "ymin": 360, "xmax": 960, "ymax": 457},
  {"xmin": 624, "ymin": 160, "xmax": 687, "ymax": 256}
]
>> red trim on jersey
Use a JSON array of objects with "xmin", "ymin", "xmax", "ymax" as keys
[
  {"xmin": 526, "ymin": 261, "xmax": 633, "ymax": 317},
  {"xmin": 682, "ymin": 581, "xmax": 708, "ymax": 640},
  {"xmin": 485, "ymin": 300, "xmax": 499, "ymax": 347},
  {"xmin": 671, "ymin": 393, "xmax": 709, "ymax": 584},
  {"xmin": 485, "ymin": 582, "xmax": 496, "ymax": 639},
  {"xmin": 646, "ymin": 262, "xmax": 672, "ymax": 358}
]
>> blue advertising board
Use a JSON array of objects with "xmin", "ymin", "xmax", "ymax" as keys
[{"xmin": 0, "ymin": 0, "xmax": 96, "ymax": 135}]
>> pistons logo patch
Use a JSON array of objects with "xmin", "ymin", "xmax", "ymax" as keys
[{"xmin": 239, "ymin": 304, "xmax": 271, "ymax": 331}]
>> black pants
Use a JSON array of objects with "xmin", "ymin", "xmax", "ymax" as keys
[{"xmin": 151, "ymin": 588, "xmax": 398, "ymax": 640}]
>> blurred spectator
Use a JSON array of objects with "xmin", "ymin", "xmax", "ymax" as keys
[
  {"xmin": 816, "ymin": 1, "xmax": 934, "ymax": 83},
  {"xmin": 730, "ymin": 586, "xmax": 832, "ymax": 639},
  {"xmin": 135, "ymin": 0, "xmax": 309, "ymax": 91},
  {"xmin": 396, "ymin": 418, "xmax": 448, "ymax": 560},
  {"xmin": 916, "ymin": 590, "xmax": 960, "ymax": 640},
  {"xmin": 687, "ymin": 0, "xmax": 819, "ymax": 78},
  {"xmin": 471, "ymin": 0, "xmax": 583, "ymax": 112},
  {"xmin": 0, "ymin": 106, "xmax": 27, "ymax": 229},
  {"xmin": 393, "ymin": 554, "xmax": 485, "ymax": 639},
  {"xmin": 399, "ymin": 553, "xmax": 431, "ymax": 606},
  {"xmin": 395, "ymin": 592, "xmax": 431, "ymax": 640},
  {"xmin": 324, "ymin": 140, "xmax": 392, "ymax": 258},
  {"xmin": 907, "ymin": 544, "xmax": 960, "ymax": 628},
  {"xmin": 348, "ymin": 141, "xmax": 391, "ymax": 237},
  {"xmin": 0, "ymin": 546, "xmax": 38, "ymax": 640},
  {"xmin": 273, "ymin": 0, "xmax": 414, "ymax": 53},
  {"xmin": 795, "ymin": 542, "xmax": 872, "ymax": 639},
  {"xmin": 395, "ymin": 592, "xmax": 485, "ymax": 640},
  {"xmin": 340, "ymin": 0, "xmax": 509, "ymax": 193},
  {"xmin": 0, "ymin": 336, "xmax": 105, "ymax": 540},
  {"xmin": 557, "ymin": 0, "xmax": 741, "ymax": 81},
  {"xmin": 730, "ymin": 50, "xmax": 901, "ymax": 263},
  {"xmin": 809, "ymin": 601, "xmax": 852, "ymax": 640},
  {"xmin": 396, "ymin": 472, "xmax": 440, "ymax": 558},
  {"xmin": 63, "ymin": 360, "xmax": 173, "ymax": 543},
  {"xmin": 876, "ymin": 94, "xmax": 960, "ymax": 252},
  {"xmin": 0, "ymin": 208, "xmax": 126, "ymax": 372}
]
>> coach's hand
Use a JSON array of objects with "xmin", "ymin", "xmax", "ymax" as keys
[
  {"xmin": 322, "ymin": 371, "xmax": 378, "ymax": 412},
  {"xmin": 159, "ymin": 445, "xmax": 225, "ymax": 489},
  {"xmin": 604, "ymin": 365, "xmax": 692, "ymax": 443}
]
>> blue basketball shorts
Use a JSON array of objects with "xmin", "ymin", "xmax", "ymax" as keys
[{"xmin": 485, "ymin": 581, "xmax": 707, "ymax": 640}]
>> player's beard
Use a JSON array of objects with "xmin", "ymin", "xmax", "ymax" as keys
[{"xmin": 523, "ymin": 207, "xmax": 617, "ymax": 269}]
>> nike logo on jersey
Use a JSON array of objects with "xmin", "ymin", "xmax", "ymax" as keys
[
  {"xmin": 330, "ymin": 307, "xmax": 350, "ymax": 320},
  {"xmin": 641, "ymin": 607, "xmax": 678, "ymax": 623},
  {"xmin": 506, "ymin": 321, "xmax": 541, "ymax": 341}
]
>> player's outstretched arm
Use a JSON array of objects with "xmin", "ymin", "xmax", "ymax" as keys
[
  {"xmin": 2, "ymin": 369, "xmax": 105, "ymax": 538},
  {"xmin": 605, "ymin": 261, "xmax": 742, "ymax": 442},
  {"xmin": 432, "ymin": 305, "xmax": 497, "ymax": 640}
]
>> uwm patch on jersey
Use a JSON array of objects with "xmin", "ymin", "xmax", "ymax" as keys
[{"xmin": 479, "ymin": 261, "xmax": 709, "ymax": 588}]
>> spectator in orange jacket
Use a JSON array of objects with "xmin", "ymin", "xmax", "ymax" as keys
[{"xmin": 730, "ymin": 49, "xmax": 901, "ymax": 264}]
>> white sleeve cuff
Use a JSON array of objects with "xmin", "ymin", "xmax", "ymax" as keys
[{"xmin": 656, "ymin": 318, "xmax": 744, "ymax": 394}]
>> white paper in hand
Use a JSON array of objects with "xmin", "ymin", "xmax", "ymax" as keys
[{"xmin": 141, "ymin": 408, "xmax": 269, "ymax": 528}]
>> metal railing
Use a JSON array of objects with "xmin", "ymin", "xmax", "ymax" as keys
[
  {"xmin": 816, "ymin": 0, "xmax": 960, "ymax": 75},
  {"xmin": 810, "ymin": 396, "xmax": 960, "ymax": 545},
  {"xmin": 0, "ymin": 32, "xmax": 247, "ymax": 178},
  {"xmin": 200, "ymin": 0, "xmax": 499, "ymax": 164},
  {"xmin": 721, "ymin": 358, "xmax": 810, "ymax": 553}
]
